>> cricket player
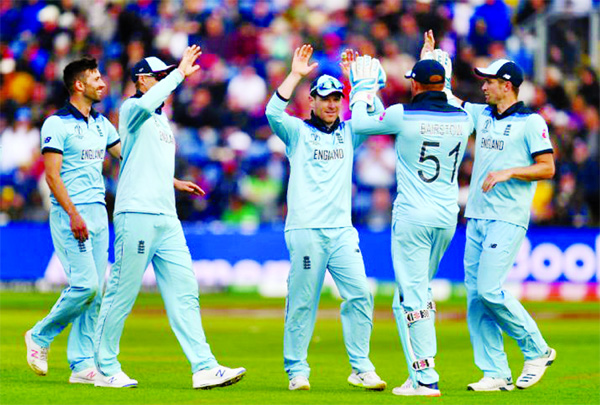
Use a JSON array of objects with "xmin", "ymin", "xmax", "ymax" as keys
[
  {"xmin": 422, "ymin": 31, "xmax": 556, "ymax": 392},
  {"xmin": 25, "ymin": 57, "xmax": 121, "ymax": 384},
  {"xmin": 93, "ymin": 45, "xmax": 245, "ymax": 389},
  {"xmin": 265, "ymin": 44, "xmax": 386, "ymax": 391},
  {"xmin": 351, "ymin": 57, "xmax": 473, "ymax": 397}
]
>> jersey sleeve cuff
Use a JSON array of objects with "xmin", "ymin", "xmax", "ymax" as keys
[
  {"xmin": 41, "ymin": 147, "xmax": 63, "ymax": 155},
  {"xmin": 531, "ymin": 149, "xmax": 553, "ymax": 158},
  {"xmin": 275, "ymin": 91, "xmax": 289, "ymax": 102},
  {"xmin": 107, "ymin": 139, "xmax": 121, "ymax": 149}
]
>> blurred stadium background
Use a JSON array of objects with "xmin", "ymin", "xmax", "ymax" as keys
[{"xmin": 0, "ymin": 0, "xmax": 599, "ymax": 302}]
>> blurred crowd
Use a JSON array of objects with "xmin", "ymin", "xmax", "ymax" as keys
[{"xmin": 1, "ymin": 0, "xmax": 598, "ymax": 230}]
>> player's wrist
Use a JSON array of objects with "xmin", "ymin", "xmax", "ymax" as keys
[{"xmin": 288, "ymin": 71, "xmax": 303, "ymax": 81}]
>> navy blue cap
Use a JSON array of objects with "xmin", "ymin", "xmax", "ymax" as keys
[
  {"xmin": 404, "ymin": 60, "xmax": 445, "ymax": 84},
  {"xmin": 310, "ymin": 74, "xmax": 344, "ymax": 97},
  {"xmin": 474, "ymin": 59, "xmax": 524, "ymax": 88},
  {"xmin": 131, "ymin": 56, "xmax": 176, "ymax": 82}
]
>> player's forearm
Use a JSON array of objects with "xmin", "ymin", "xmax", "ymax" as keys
[
  {"xmin": 138, "ymin": 69, "xmax": 184, "ymax": 113},
  {"xmin": 45, "ymin": 172, "xmax": 78, "ymax": 216},
  {"xmin": 277, "ymin": 72, "xmax": 303, "ymax": 100},
  {"xmin": 351, "ymin": 102, "xmax": 390, "ymax": 136},
  {"xmin": 505, "ymin": 160, "xmax": 555, "ymax": 182}
]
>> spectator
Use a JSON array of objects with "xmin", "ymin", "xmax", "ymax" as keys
[
  {"xmin": 0, "ymin": 1, "xmax": 596, "ymax": 228},
  {"xmin": 226, "ymin": 66, "xmax": 267, "ymax": 116},
  {"xmin": 0, "ymin": 107, "xmax": 40, "ymax": 175}
]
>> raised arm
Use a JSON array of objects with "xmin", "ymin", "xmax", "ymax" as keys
[
  {"xmin": 126, "ymin": 46, "xmax": 202, "ymax": 132},
  {"xmin": 420, "ymin": 30, "xmax": 435, "ymax": 59},
  {"xmin": 277, "ymin": 44, "xmax": 319, "ymax": 100}
]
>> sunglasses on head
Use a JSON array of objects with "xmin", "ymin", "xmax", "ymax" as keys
[
  {"xmin": 311, "ymin": 77, "xmax": 343, "ymax": 93},
  {"xmin": 137, "ymin": 71, "xmax": 169, "ymax": 81}
]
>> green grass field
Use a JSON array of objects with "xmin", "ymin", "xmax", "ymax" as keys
[{"xmin": 1, "ymin": 291, "xmax": 599, "ymax": 404}]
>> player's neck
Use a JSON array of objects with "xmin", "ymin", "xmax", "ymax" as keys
[
  {"xmin": 495, "ymin": 95, "xmax": 518, "ymax": 115},
  {"xmin": 69, "ymin": 95, "xmax": 93, "ymax": 118}
]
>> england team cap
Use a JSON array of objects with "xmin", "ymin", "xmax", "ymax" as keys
[
  {"xmin": 131, "ymin": 56, "xmax": 176, "ymax": 82},
  {"xmin": 474, "ymin": 59, "xmax": 524, "ymax": 88},
  {"xmin": 404, "ymin": 59, "xmax": 445, "ymax": 84},
  {"xmin": 310, "ymin": 74, "xmax": 344, "ymax": 97}
]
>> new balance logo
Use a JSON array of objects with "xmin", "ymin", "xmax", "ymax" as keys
[
  {"xmin": 303, "ymin": 256, "xmax": 311, "ymax": 270},
  {"xmin": 78, "ymin": 240, "xmax": 86, "ymax": 253},
  {"xmin": 87, "ymin": 371, "xmax": 96, "ymax": 379},
  {"xmin": 503, "ymin": 124, "xmax": 512, "ymax": 136},
  {"xmin": 109, "ymin": 377, "xmax": 116, "ymax": 383},
  {"xmin": 31, "ymin": 350, "xmax": 39, "ymax": 359},
  {"xmin": 216, "ymin": 369, "xmax": 225, "ymax": 378},
  {"xmin": 138, "ymin": 241, "xmax": 145, "ymax": 254}
]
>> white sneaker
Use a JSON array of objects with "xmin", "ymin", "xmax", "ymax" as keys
[
  {"xmin": 69, "ymin": 367, "xmax": 99, "ymax": 384},
  {"xmin": 516, "ymin": 348, "xmax": 556, "ymax": 389},
  {"xmin": 348, "ymin": 371, "xmax": 386, "ymax": 391},
  {"xmin": 392, "ymin": 378, "xmax": 441, "ymax": 396},
  {"xmin": 193, "ymin": 365, "xmax": 246, "ymax": 389},
  {"xmin": 467, "ymin": 376, "xmax": 514, "ymax": 391},
  {"xmin": 25, "ymin": 330, "xmax": 48, "ymax": 376},
  {"xmin": 94, "ymin": 371, "xmax": 138, "ymax": 388},
  {"xmin": 289, "ymin": 376, "xmax": 310, "ymax": 391}
]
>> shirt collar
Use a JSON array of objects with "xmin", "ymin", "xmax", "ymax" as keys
[
  {"xmin": 410, "ymin": 91, "xmax": 448, "ymax": 104},
  {"xmin": 491, "ymin": 101, "xmax": 525, "ymax": 120},
  {"xmin": 304, "ymin": 111, "xmax": 341, "ymax": 134},
  {"xmin": 65, "ymin": 101, "xmax": 99, "ymax": 123}
]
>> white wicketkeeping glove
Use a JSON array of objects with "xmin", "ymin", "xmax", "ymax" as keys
[
  {"xmin": 349, "ymin": 55, "xmax": 381, "ymax": 110},
  {"xmin": 423, "ymin": 49, "xmax": 454, "ymax": 100}
]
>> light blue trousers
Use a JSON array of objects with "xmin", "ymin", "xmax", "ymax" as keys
[
  {"xmin": 32, "ymin": 203, "xmax": 108, "ymax": 372},
  {"xmin": 283, "ymin": 227, "xmax": 375, "ymax": 379},
  {"xmin": 464, "ymin": 219, "xmax": 548, "ymax": 378},
  {"xmin": 94, "ymin": 213, "xmax": 218, "ymax": 376},
  {"xmin": 391, "ymin": 219, "xmax": 455, "ymax": 386}
]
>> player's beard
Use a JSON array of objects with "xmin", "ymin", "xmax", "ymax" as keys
[{"xmin": 83, "ymin": 86, "xmax": 103, "ymax": 104}]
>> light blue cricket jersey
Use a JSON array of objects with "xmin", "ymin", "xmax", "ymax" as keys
[
  {"xmin": 41, "ymin": 103, "xmax": 120, "ymax": 206},
  {"xmin": 114, "ymin": 69, "xmax": 184, "ymax": 217},
  {"xmin": 352, "ymin": 92, "xmax": 473, "ymax": 227},
  {"xmin": 463, "ymin": 102, "xmax": 553, "ymax": 228},
  {"xmin": 265, "ymin": 92, "xmax": 380, "ymax": 230}
]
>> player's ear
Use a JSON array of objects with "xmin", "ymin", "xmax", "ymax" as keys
[{"xmin": 74, "ymin": 78, "xmax": 85, "ymax": 93}]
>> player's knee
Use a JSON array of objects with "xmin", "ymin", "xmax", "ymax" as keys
[
  {"xmin": 346, "ymin": 286, "xmax": 373, "ymax": 307},
  {"xmin": 477, "ymin": 289, "xmax": 503, "ymax": 306},
  {"xmin": 73, "ymin": 284, "xmax": 99, "ymax": 304}
]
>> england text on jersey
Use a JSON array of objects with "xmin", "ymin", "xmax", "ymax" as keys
[
  {"xmin": 80, "ymin": 148, "xmax": 106, "ymax": 160},
  {"xmin": 480, "ymin": 137, "xmax": 504, "ymax": 150},
  {"xmin": 313, "ymin": 148, "xmax": 344, "ymax": 160}
]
